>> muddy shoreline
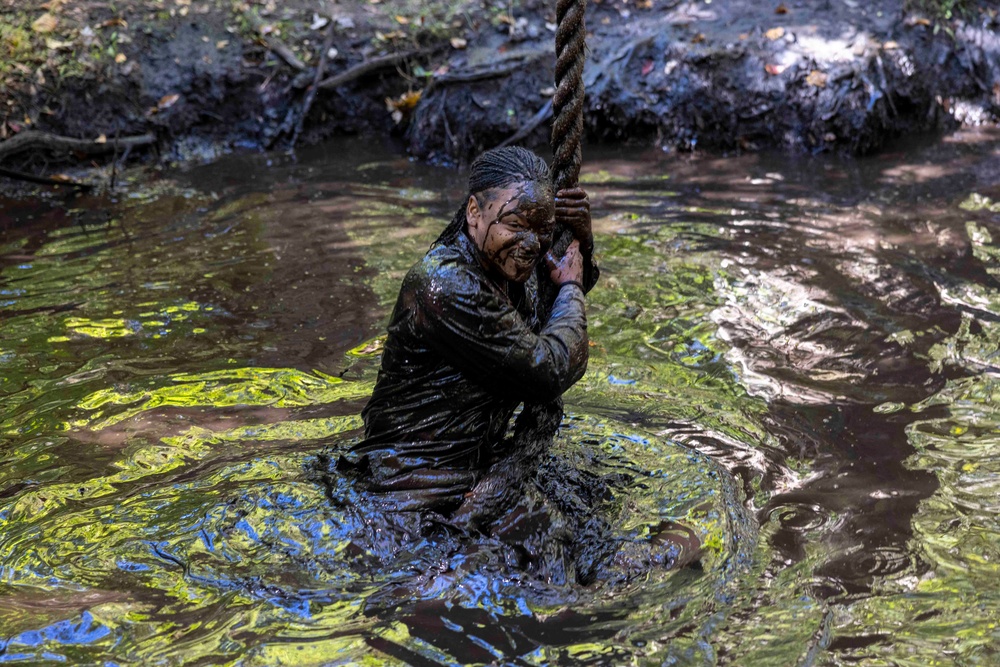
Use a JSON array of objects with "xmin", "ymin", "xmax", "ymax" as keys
[{"xmin": 0, "ymin": 0, "xmax": 998, "ymax": 195}]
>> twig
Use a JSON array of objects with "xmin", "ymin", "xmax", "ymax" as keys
[
  {"xmin": 244, "ymin": 11, "xmax": 307, "ymax": 72},
  {"xmin": 317, "ymin": 50, "xmax": 428, "ymax": 90},
  {"xmin": 431, "ymin": 57, "xmax": 543, "ymax": 85},
  {"xmin": 292, "ymin": 21, "xmax": 336, "ymax": 147},
  {"xmin": 0, "ymin": 131, "xmax": 156, "ymax": 162},
  {"xmin": 0, "ymin": 166, "xmax": 92, "ymax": 190},
  {"xmin": 496, "ymin": 99, "xmax": 553, "ymax": 148}
]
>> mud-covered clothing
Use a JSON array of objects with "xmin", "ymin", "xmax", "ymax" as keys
[{"xmin": 347, "ymin": 230, "xmax": 597, "ymax": 510}]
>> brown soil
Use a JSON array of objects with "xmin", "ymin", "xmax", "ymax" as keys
[{"xmin": 0, "ymin": 0, "xmax": 997, "ymax": 192}]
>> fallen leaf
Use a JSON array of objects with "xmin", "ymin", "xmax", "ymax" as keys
[
  {"xmin": 310, "ymin": 13, "xmax": 329, "ymax": 30},
  {"xmin": 805, "ymin": 69, "xmax": 827, "ymax": 87},
  {"xmin": 158, "ymin": 93, "xmax": 181, "ymax": 110},
  {"xmin": 765, "ymin": 63, "xmax": 787, "ymax": 75},
  {"xmin": 539, "ymin": 86, "xmax": 555, "ymax": 96},
  {"xmin": 114, "ymin": 53, "xmax": 127, "ymax": 64},
  {"xmin": 641, "ymin": 59, "xmax": 654, "ymax": 76},
  {"xmin": 101, "ymin": 18, "xmax": 128, "ymax": 28},
  {"xmin": 50, "ymin": 174, "xmax": 74, "ymax": 182},
  {"xmin": 883, "ymin": 40, "xmax": 899, "ymax": 50},
  {"xmin": 385, "ymin": 89, "xmax": 422, "ymax": 113},
  {"xmin": 32, "ymin": 13, "xmax": 59, "ymax": 33},
  {"xmin": 395, "ymin": 15, "xmax": 410, "ymax": 25},
  {"xmin": 636, "ymin": 0, "xmax": 653, "ymax": 8},
  {"xmin": 46, "ymin": 38, "xmax": 73, "ymax": 50},
  {"xmin": 906, "ymin": 16, "xmax": 931, "ymax": 26},
  {"xmin": 216, "ymin": 40, "xmax": 229, "ymax": 49},
  {"xmin": 765, "ymin": 26, "xmax": 785, "ymax": 40},
  {"xmin": 176, "ymin": 0, "xmax": 191, "ymax": 5},
  {"xmin": 450, "ymin": 37, "xmax": 467, "ymax": 49},
  {"xmin": 823, "ymin": 132, "xmax": 836, "ymax": 142},
  {"xmin": 691, "ymin": 32, "xmax": 706, "ymax": 44},
  {"xmin": 738, "ymin": 33, "xmax": 749, "ymax": 40},
  {"xmin": 775, "ymin": 3, "xmax": 788, "ymax": 14},
  {"xmin": 95, "ymin": 134, "xmax": 107, "ymax": 144}
]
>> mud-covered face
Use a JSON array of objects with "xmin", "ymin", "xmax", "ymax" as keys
[{"xmin": 465, "ymin": 181, "xmax": 555, "ymax": 283}]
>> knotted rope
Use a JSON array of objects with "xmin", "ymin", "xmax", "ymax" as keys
[{"xmin": 551, "ymin": 0, "xmax": 587, "ymax": 191}]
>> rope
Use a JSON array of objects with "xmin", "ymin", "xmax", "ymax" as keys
[{"xmin": 551, "ymin": 0, "xmax": 587, "ymax": 190}]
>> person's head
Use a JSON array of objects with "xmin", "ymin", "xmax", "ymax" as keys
[{"xmin": 437, "ymin": 147, "xmax": 555, "ymax": 283}]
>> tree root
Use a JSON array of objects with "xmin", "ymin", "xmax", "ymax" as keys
[
  {"xmin": 0, "ymin": 166, "xmax": 92, "ymax": 190},
  {"xmin": 291, "ymin": 21, "xmax": 336, "ymax": 147},
  {"xmin": 244, "ymin": 11, "xmax": 307, "ymax": 72},
  {"xmin": 496, "ymin": 99, "xmax": 553, "ymax": 149},
  {"xmin": 316, "ymin": 49, "xmax": 430, "ymax": 90},
  {"xmin": 0, "ymin": 131, "xmax": 156, "ymax": 162}
]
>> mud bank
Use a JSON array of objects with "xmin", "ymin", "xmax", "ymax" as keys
[{"xmin": 0, "ymin": 0, "xmax": 998, "ymax": 191}]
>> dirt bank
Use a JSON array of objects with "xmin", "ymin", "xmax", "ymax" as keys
[{"xmin": 0, "ymin": 0, "xmax": 998, "ymax": 192}]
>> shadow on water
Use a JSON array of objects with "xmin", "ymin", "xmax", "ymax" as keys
[{"xmin": 1, "ymin": 128, "xmax": 1000, "ymax": 664}]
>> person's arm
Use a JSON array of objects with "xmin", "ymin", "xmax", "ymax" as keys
[{"xmin": 414, "ymin": 249, "xmax": 588, "ymax": 403}]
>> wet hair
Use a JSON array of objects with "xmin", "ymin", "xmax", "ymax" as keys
[{"xmin": 434, "ymin": 146, "xmax": 553, "ymax": 246}]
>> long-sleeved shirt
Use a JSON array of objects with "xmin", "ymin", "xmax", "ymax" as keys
[{"xmin": 345, "ymin": 229, "xmax": 597, "ymax": 510}]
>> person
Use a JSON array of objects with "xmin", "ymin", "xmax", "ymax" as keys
[{"xmin": 342, "ymin": 146, "xmax": 598, "ymax": 520}]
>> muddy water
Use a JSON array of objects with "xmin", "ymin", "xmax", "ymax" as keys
[{"xmin": 1, "ymin": 130, "xmax": 1000, "ymax": 665}]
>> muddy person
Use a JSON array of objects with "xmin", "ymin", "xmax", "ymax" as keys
[{"xmin": 341, "ymin": 146, "xmax": 597, "ymax": 520}]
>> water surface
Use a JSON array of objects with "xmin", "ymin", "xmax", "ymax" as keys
[{"xmin": 2, "ymin": 130, "xmax": 1000, "ymax": 665}]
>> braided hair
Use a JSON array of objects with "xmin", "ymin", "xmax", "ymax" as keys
[{"xmin": 434, "ymin": 146, "xmax": 553, "ymax": 247}]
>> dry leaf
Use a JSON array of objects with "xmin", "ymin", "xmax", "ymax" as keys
[
  {"xmin": 216, "ymin": 40, "xmax": 229, "ymax": 49},
  {"xmin": 775, "ymin": 3, "xmax": 788, "ymax": 14},
  {"xmin": 50, "ymin": 174, "xmax": 74, "ymax": 182},
  {"xmin": 395, "ymin": 15, "xmax": 410, "ymax": 24},
  {"xmin": 691, "ymin": 32, "xmax": 706, "ymax": 44},
  {"xmin": 906, "ymin": 16, "xmax": 931, "ymax": 26},
  {"xmin": 539, "ymin": 86, "xmax": 555, "ymax": 96},
  {"xmin": 738, "ymin": 32, "xmax": 749, "ymax": 40},
  {"xmin": 158, "ymin": 93, "xmax": 181, "ymax": 110},
  {"xmin": 450, "ymin": 37, "xmax": 467, "ymax": 49},
  {"xmin": 883, "ymin": 40, "xmax": 899, "ymax": 50},
  {"xmin": 805, "ymin": 70, "xmax": 827, "ymax": 87},
  {"xmin": 114, "ymin": 53, "xmax": 127, "ymax": 64},
  {"xmin": 95, "ymin": 134, "xmax": 107, "ymax": 144},
  {"xmin": 764, "ymin": 63, "xmax": 787, "ymax": 75},
  {"xmin": 32, "ymin": 13, "xmax": 59, "ymax": 33},
  {"xmin": 765, "ymin": 27, "xmax": 785, "ymax": 40},
  {"xmin": 101, "ymin": 18, "xmax": 128, "ymax": 28},
  {"xmin": 636, "ymin": 0, "xmax": 653, "ymax": 8},
  {"xmin": 385, "ymin": 90, "xmax": 422, "ymax": 113},
  {"xmin": 46, "ymin": 38, "xmax": 73, "ymax": 50}
]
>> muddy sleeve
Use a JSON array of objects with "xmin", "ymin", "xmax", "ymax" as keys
[{"xmin": 415, "ymin": 266, "xmax": 588, "ymax": 402}]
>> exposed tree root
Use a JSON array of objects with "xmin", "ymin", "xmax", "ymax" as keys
[
  {"xmin": 244, "ymin": 12, "xmax": 307, "ymax": 72},
  {"xmin": 0, "ymin": 131, "xmax": 156, "ymax": 163}
]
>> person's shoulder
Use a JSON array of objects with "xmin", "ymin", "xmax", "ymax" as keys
[{"xmin": 405, "ymin": 243, "xmax": 482, "ymax": 305}]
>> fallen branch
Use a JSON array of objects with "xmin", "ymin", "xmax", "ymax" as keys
[
  {"xmin": 291, "ymin": 21, "xmax": 336, "ymax": 147},
  {"xmin": 317, "ymin": 50, "xmax": 427, "ymax": 90},
  {"xmin": 245, "ymin": 11, "xmax": 307, "ymax": 72},
  {"xmin": 496, "ymin": 99, "xmax": 553, "ymax": 148},
  {"xmin": 0, "ymin": 131, "xmax": 156, "ymax": 162},
  {"xmin": 432, "ymin": 56, "xmax": 544, "ymax": 86},
  {"xmin": 0, "ymin": 166, "xmax": 92, "ymax": 190}
]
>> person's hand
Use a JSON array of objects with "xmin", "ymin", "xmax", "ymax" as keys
[
  {"xmin": 555, "ymin": 187, "xmax": 593, "ymax": 254},
  {"xmin": 546, "ymin": 239, "xmax": 584, "ymax": 286}
]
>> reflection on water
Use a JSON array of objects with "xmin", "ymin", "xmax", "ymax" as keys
[{"xmin": 1, "ymin": 129, "xmax": 1000, "ymax": 664}]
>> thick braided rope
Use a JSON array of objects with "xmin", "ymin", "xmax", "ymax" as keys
[{"xmin": 551, "ymin": 0, "xmax": 587, "ymax": 190}]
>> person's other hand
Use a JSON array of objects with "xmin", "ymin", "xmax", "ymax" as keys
[
  {"xmin": 555, "ymin": 187, "xmax": 593, "ymax": 254},
  {"xmin": 546, "ymin": 239, "xmax": 584, "ymax": 286}
]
